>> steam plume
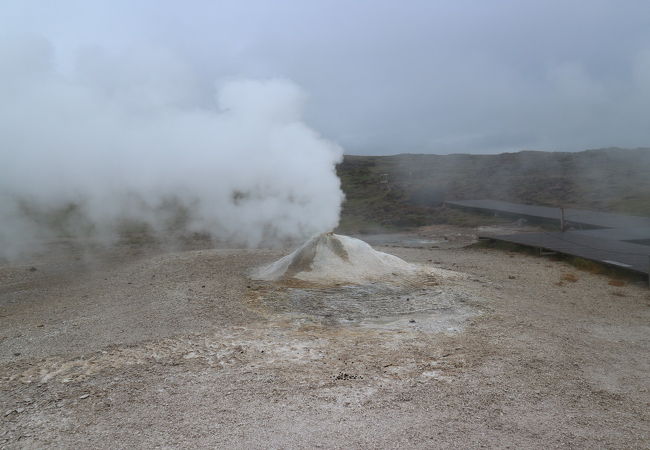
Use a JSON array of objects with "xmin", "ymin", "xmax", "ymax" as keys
[{"xmin": 0, "ymin": 37, "xmax": 344, "ymax": 258}]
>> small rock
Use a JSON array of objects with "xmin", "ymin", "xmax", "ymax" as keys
[
  {"xmin": 13, "ymin": 353, "xmax": 20, "ymax": 357},
  {"xmin": 28, "ymin": 267, "xmax": 37, "ymax": 272},
  {"xmin": 79, "ymin": 394, "xmax": 90, "ymax": 400},
  {"xmin": 409, "ymin": 319, "xmax": 416, "ymax": 323}
]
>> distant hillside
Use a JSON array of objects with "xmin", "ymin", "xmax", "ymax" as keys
[{"xmin": 336, "ymin": 148, "xmax": 650, "ymax": 231}]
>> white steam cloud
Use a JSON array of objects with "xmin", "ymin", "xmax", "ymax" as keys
[{"xmin": 0, "ymin": 37, "xmax": 344, "ymax": 258}]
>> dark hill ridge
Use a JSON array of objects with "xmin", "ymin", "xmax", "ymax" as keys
[{"xmin": 336, "ymin": 147, "xmax": 650, "ymax": 231}]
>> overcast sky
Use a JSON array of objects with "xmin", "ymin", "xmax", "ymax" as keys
[{"xmin": 2, "ymin": 0, "xmax": 650, "ymax": 155}]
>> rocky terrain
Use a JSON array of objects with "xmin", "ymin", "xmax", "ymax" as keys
[
  {"xmin": 337, "ymin": 148, "xmax": 650, "ymax": 232},
  {"xmin": 1, "ymin": 227, "xmax": 649, "ymax": 448}
]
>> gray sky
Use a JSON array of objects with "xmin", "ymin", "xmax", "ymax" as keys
[{"xmin": 2, "ymin": 0, "xmax": 650, "ymax": 155}]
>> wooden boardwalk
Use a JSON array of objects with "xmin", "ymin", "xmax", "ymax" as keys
[
  {"xmin": 446, "ymin": 199, "xmax": 650, "ymax": 229},
  {"xmin": 445, "ymin": 199, "xmax": 650, "ymax": 275},
  {"xmin": 483, "ymin": 231, "xmax": 650, "ymax": 275}
]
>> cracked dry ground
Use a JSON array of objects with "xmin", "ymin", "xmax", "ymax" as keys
[{"xmin": 1, "ymin": 233, "xmax": 649, "ymax": 448}]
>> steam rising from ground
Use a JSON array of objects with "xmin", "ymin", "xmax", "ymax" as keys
[{"xmin": 0, "ymin": 37, "xmax": 344, "ymax": 259}]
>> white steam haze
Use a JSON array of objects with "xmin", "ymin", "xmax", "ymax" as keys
[
  {"xmin": 2, "ymin": 1, "xmax": 650, "ymax": 155},
  {"xmin": 0, "ymin": 36, "xmax": 344, "ymax": 259}
]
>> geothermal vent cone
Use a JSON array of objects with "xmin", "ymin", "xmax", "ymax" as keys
[{"xmin": 253, "ymin": 232, "xmax": 418, "ymax": 284}]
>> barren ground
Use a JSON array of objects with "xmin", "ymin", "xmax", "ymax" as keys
[{"xmin": 1, "ymin": 226, "xmax": 649, "ymax": 449}]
